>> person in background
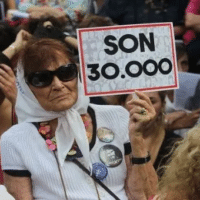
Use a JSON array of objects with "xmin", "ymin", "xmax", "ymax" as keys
[
  {"xmin": 17, "ymin": 0, "xmax": 88, "ymax": 21},
  {"xmin": 0, "ymin": 29, "xmax": 30, "ymax": 189},
  {"xmin": 176, "ymin": 42, "xmax": 189, "ymax": 72},
  {"xmin": 164, "ymin": 42, "xmax": 200, "ymax": 137},
  {"xmin": 184, "ymin": 0, "xmax": 200, "ymax": 73},
  {"xmin": 88, "ymin": 0, "xmax": 188, "ymax": 40},
  {"xmin": 0, "ymin": 29, "xmax": 31, "ymax": 135}
]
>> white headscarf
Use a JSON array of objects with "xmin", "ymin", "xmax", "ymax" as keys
[{"xmin": 15, "ymin": 63, "xmax": 91, "ymax": 170}]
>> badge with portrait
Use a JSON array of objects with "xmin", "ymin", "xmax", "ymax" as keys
[{"xmin": 77, "ymin": 23, "xmax": 178, "ymax": 96}]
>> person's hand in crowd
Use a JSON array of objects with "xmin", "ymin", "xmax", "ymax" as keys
[
  {"xmin": 126, "ymin": 91, "xmax": 156, "ymax": 138},
  {"xmin": 166, "ymin": 109, "xmax": 200, "ymax": 130},
  {"xmin": 0, "ymin": 64, "xmax": 17, "ymax": 106},
  {"xmin": 12, "ymin": 30, "xmax": 31, "ymax": 53},
  {"xmin": 3, "ymin": 30, "xmax": 31, "ymax": 60}
]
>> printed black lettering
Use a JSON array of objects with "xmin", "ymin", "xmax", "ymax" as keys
[
  {"xmin": 104, "ymin": 35, "xmax": 118, "ymax": 55},
  {"xmin": 101, "ymin": 63, "xmax": 120, "ymax": 79},
  {"xmin": 143, "ymin": 59, "xmax": 158, "ymax": 76},
  {"xmin": 125, "ymin": 61, "xmax": 143, "ymax": 77},
  {"xmin": 158, "ymin": 58, "xmax": 172, "ymax": 74},
  {"xmin": 139, "ymin": 33, "xmax": 155, "ymax": 52},
  {"xmin": 87, "ymin": 64, "xmax": 100, "ymax": 81},
  {"xmin": 119, "ymin": 34, "xmax": 138, "ymax": 53}
]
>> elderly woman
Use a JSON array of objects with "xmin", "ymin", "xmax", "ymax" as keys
[{"xmin": 0, "ymin": 38, "xmax": 157, "ymax": 199}]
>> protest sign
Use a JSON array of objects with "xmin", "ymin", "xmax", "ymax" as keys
[
  {"xmin": 77, "ymin": 23, "xmax": 178, "ymax": 96},
  {"xmin": 175, "ymin": 72, "xmax": 200, "ymax": 111}
]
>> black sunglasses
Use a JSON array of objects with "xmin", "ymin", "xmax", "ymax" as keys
[{"xmin": 25, "ymin": 64, "xmax": 78, "ymax": 87}]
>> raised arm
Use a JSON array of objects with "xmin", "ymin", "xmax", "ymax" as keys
[
  {"xmin": 185, "ymin": 0, "xmax": 200, "ymax": 33},
  {"xmin": 125, "ymin": 91, "xmax": 158, "ymax": 200},
  {"xmin": 185, "ymin": 13, "xmax": 200, "ymax": 32},
  {"xmin": 2, "ymin": 30, "xmax": 31, "ymax": 60}
]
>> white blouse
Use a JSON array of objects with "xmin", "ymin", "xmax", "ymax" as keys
[{"xmin": 1, "ymin": 104, "xmax": 130, "ymax": 200}]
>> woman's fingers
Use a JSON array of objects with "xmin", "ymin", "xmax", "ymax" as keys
[
  {"xmin": 0, "ymin": 65, "xmax": 15, "ymax": 87},
  {"xmin": 0, "ymin": 64, "xmax": 16, "ymax": 105},
  {"xmin": 0, "ymin": 64, "xmax": 15, "ymax": 77},
  {"xmin": 135, "ymin": 91, "xmax": 153, "ymax": 106},
  {"xmin": 127, "ymin": 91, "xmax": 155, "ymax": 116},
  {"xmin": 128, "ymin": 91, "xmax": 156, "ymax": 134},
  {"xmin": 130, "ymin": 112, "xmax": 152, "ymax": 123}
]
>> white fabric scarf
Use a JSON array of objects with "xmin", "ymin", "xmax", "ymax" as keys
[{"xmin": 15, "ymin": 64, "xmax": 91, "ymax": 170}]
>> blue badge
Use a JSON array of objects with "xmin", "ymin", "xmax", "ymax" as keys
[{"xmin": 92, "ymin": 163, "xmax": 108, "ymax": 181}]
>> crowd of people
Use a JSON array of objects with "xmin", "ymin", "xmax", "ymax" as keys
[{"xmin": 1, "ymin": 0, "xmax": 200, "ymax": 199}]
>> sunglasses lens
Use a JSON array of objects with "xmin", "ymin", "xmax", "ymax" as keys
[
  {"xmin": 28, "ymin": 72, "xmax": 52, "ymax": 87},
  {"xmin": 26, "ymin": 64, "xmax": 77, "ymax": 87},
  {"xmin": 58, "ymin": 64, "xmax": 77, "ymax": 81}
]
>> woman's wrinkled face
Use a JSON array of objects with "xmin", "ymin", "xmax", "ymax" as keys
[{"xmin": 29, "ymin": 56, "xmax": 78, "ymax": 112}]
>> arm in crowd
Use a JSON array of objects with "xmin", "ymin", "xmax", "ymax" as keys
[
  {"xmin": 64, "ymin": 36, "xmax": 78, "ymax": 50},
  {"xmin": 125, "ymin": 91, "xmax": 158, "ymax": 200},
  {"xmin": 185, "ymin": 13, "xmax": 200, "ymax": 32},
  {"xmin": 2, "ymin": 30, "xmax": 31, "ymax": 60},
  {"xmin": 165, "ymin": 109, "xmax": 200, "ymax": 130},
  {"xmin": 185, "ymin": 0, "xmax": 200, "ymax": 33},
  {"xmin": 174, "ymin": 26, "xmax": 187, "ymax": 37}
]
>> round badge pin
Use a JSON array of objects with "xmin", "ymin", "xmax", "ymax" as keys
[
  {"xmin": 99, "ymin": 145, "xmax": 123, "ymax": 167},
  {"xmin": 92, "ymin": 163, "xmax": 108, "ymax": 181},
  {"xmin": 97, "ymin": 127, "xmax": 114, "ymax": 143}
]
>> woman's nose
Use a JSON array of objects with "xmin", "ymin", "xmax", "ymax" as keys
[{"xmin": 52, "ymin": 75, "xmax": 64, "ymax": 90}]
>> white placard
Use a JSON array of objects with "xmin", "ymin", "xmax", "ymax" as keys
[{"xmin": 77, "ymin": 23, "xmax": 178, "ymax": 96}]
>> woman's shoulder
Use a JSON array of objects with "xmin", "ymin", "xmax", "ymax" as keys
[{"xmin": 1, "ymin": 122, "xmax": 36, "ymax": 142}]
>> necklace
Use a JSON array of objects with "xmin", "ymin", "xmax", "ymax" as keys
[{"xmin": 38, "ymin": 114, "xmax": 92, "ymax": 152}]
